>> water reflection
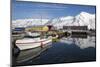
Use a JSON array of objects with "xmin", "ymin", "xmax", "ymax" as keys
[
  {"xmin": 14, "ymin": 35, "xmax": 96, "ymax": 66},
  {"xmin": 15, "ymin": 45, "xmax": 51, "ymax": 64},
  {"xmin": 60, "ymin": 35, "xmax": 95, "ymax": 49}
]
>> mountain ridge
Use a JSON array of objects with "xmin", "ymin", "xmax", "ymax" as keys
[{"xmin": 12, "ymin": 12, "xmax": 95, "ymax": 29}]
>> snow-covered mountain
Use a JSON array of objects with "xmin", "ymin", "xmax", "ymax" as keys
[
  {"xmin": 12, "ymin": 19, "xmax": 49, "ymax": 28},
  {"xmin": 45, "ymin": 16, "xmax": 75, "ymax": 29},
  {"xmin": 74, "ymin": 12, "xmax": 95, "ymax": 29},
  {"xmin": 12, "ymin": 12, "xmax": 95, "ymax": 29},
  {"xmin": 47, "ymin": 12, "xmax": 95, "ymax": 29}
]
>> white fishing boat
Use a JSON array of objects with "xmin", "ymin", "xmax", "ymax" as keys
[
  {"xmin": 25, "ymin": 31, "xmax": 40, "ymax": 37},
  {"xmin": 16, "ymin": 16, "xmax": 52, "ymax": 50},
  {"xmin": 16, "ymin": 32, "xmax": 52, "ymax": 50}
]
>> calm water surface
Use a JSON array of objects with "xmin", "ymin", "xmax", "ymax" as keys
[{"xmin": 13, "ymin": 35, "xmax": 96, "ymax": 66}]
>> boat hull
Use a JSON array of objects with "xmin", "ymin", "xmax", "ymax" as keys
[{"xmin": 16, "ymin": 38, "xmax": 52, "ymax": 50}]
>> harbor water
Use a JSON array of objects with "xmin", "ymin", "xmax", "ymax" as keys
[{"xmin": 13, "ymin": 35, "xmax": 96, "ymax": 66}]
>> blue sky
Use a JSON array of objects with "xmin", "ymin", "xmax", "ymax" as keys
[{"xmin": 12, "ymin": 0, "xmax": 96, "ymax": 20}]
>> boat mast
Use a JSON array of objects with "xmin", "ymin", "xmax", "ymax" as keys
[
  {"xmin": 40, "ymin": 15, "xmax": 43, "ymax": 38},
  {"xmin": 41, "ymin": 15, "xmax": 42, "ymax": 25}
]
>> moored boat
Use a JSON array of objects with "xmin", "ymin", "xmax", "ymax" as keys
[{"xmin": 15, "ymin": 32, "xmax": 52, "ymax": 50}]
